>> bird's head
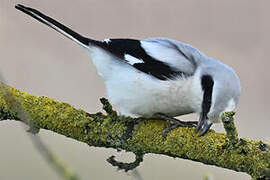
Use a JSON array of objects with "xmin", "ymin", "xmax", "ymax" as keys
[{"xmin": 196, "ymin": 61, "xmax": 241, "ymax": 135}]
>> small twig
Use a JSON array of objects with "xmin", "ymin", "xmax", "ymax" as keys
[
  {"xmin": 107, "ymin": 152, "xmax": 144, "ymax": 172},
  {"xmin": 101, "ymin": 97, "xmax": 144, "ymax": 171},
  {"xmin": 221, "ymin": 111, "xmax": 239, "ymax": 145},
  {"xmin": 100, "ymin": 97, "xmax": 118, "ymax": 122}
]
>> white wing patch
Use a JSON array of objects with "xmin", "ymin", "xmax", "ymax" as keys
[
  {"xmin": 124, "ymin": 54, "xmax": 144, "ymax": 65},
  {"xmin": 103, "ymin": 38, "xmax": 111, "ymax": 43}
]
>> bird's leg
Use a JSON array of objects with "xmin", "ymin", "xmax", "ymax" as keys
[
  {"xmin": 195, "ymin": 115, "xmax": 213, "ymax": 136},
  {"xmin": 154, "ymin": 113, "xmax": 197, "ymax": 137}
]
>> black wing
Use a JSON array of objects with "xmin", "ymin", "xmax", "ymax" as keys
[{"xmin": 91, "ymin": 39, "xmax": 190, "ymax": 80}]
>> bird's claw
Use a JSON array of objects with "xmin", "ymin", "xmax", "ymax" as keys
[
  {"xmin": 195, "ymin": 119, "xmax": 213, "ymax": 136},
  {"xmin": 162, "ymin": 120, "xmax": 197, "ymax": 137},
  {"xmin": 153, "ymin": 113, "xmax": 198, "ymax": 137}
]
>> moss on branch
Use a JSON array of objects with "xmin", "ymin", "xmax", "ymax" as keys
[{"xmin": 0, "ymin": 83, "xmax": 269, "ymax": 179}]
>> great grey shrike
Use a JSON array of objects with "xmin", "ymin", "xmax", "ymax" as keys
[{"xmin": 15, "ymin": 4, "xmax": 241, "ymax": 136}]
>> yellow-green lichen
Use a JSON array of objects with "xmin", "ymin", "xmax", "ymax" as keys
[
  {"xmin": 221, "ymin": 111, "xmax": 239, "ymax": 145},
  {"xmin": 0, "ymin": 83, "xmax": 270, "ymax": 179}
]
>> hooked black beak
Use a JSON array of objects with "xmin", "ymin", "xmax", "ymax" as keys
[{"xmin": 195, "ymin": 113, "xmax": 213, "ymax": 136}]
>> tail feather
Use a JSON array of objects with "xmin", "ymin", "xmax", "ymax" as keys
[{"xmin": 15, "ymin": 4, "xmax": 94, "ymax": 48}]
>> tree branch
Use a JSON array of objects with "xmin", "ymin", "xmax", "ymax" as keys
[{"xmin": 0, "ymin": 83, "xmax": 269, "ymax": 179}]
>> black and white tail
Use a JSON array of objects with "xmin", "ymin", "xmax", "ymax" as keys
[{"xmin": 15, "ymin": 4, "xmax": 97, "ymax": 49}]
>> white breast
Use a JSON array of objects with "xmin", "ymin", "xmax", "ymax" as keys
[{"xmin": 107, "ymin": 76, "xmax": 196, "ymax": 117}]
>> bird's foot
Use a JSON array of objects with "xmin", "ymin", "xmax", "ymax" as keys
[
  {"xmin": 154, "ymin": 113, "xmax": 197, "ymax": 138},
  {"xmin": 195, "ymin": 118, "xmax": 213, "ymax": 136}
]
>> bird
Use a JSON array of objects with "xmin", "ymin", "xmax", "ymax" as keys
[{"xmin": 15, "ymin": 4, "xmax": 241, "ymax": 136}]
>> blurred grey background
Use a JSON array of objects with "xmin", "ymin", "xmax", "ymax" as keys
[{"xmin": 0, "ymin": 0, "xmax": 269, "ymax": 179}]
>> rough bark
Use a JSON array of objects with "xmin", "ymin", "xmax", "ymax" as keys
[{"xmin": 0, "ymin": 83, "xmax": 269, "ymax": 179}]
